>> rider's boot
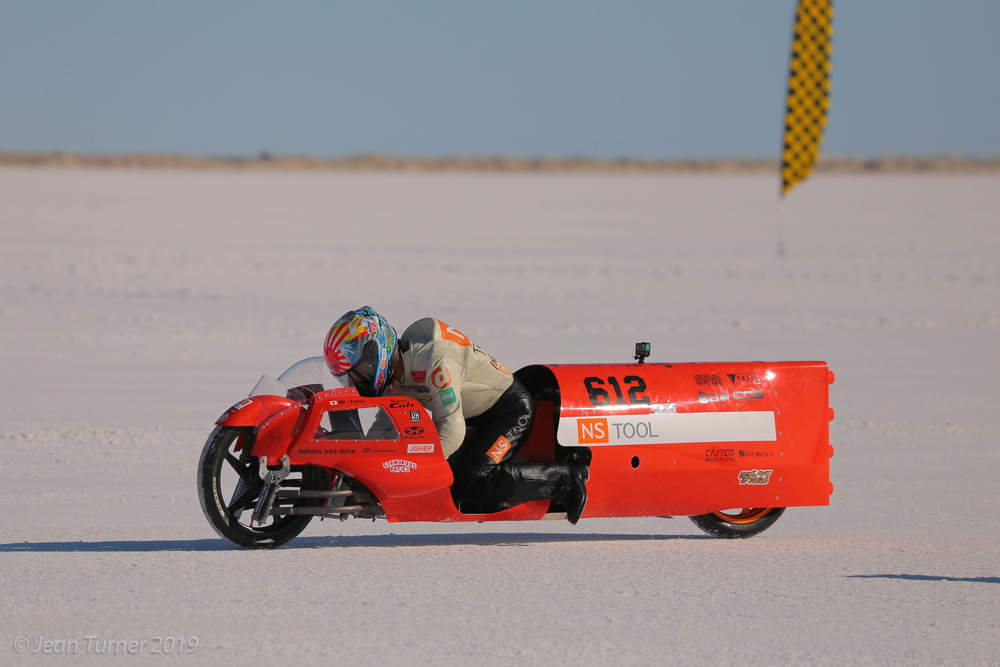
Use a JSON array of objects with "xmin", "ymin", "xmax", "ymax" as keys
[
  {"xmin": 565, "ymin": 460, "xmax": 589, "ymax": 525},
  {"xmin": 500, "ymin": 461, "xmax": 589, "ymax": 525}
]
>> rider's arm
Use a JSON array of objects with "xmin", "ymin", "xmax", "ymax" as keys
[{"xmin": 427, "ymin": 357, "xmax": 465, "ymax": 458}]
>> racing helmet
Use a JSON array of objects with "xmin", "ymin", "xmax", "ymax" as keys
[{"xmin": 323, "ymin": 306, "xmax": 398, "ymax": 396}]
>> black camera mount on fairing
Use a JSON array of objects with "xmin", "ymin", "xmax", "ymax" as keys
[{"xmin": 634, "ymin": 342, "xmax": 651, "ymax": 364}]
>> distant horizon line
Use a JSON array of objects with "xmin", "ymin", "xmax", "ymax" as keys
[{"xmin": 3, "ymin": 150, "xmax": 999, "ymax": 173}]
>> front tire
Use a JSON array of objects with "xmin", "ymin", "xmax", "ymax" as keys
[
  {"xmin": 197, "ymin": 425, "xmax": 327, "ymax": 548},
  {"xmin": 689, "ymin": 507, "xmax": 785, "ymax": 539}
]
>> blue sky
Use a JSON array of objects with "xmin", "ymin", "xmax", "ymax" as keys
[{"xmin": 1, "ymin": 1, "xmax": 998, "ymax": 158}]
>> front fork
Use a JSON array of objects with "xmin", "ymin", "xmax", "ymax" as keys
[{"xmin": 251, "ymin": 455, "xmax": 290, "ymax": 526}]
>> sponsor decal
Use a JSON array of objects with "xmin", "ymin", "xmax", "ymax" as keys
[
  {"xmin": 383, "ymin": 459, "xmax": 418, "ymax": 473},
  {"xmin": 738, "ymin": 469, "xmax": 773, "ymax": 485},
  {"xmin": 578, "ymin": 417, "xmax": 660, "ymax": 444},
  {"xmin": 732, "ymin": 389, "xmax": 765, "ymax": 400},
  {"xmin": 407, "ymin": 443, "xmax": 435, "ymax": 454},
  {"xmin": 560, "ymin": 411, "xmax": 777, "ymax": 446},
  {"xmin": 611, "ymin": 421, "xmax": 660, "ymax": 439},
  {"xmin": 696, "ymin": 388, "xmax": 768, "ymax": 405},
  {"xmin": 388, "ymin": 399, "xmax": 410, "ymax": 409},
  {"xmin": 728, "ymin": 373, "xmax": 763, "ymax": 385},
  {"xmin": 503, "ymin": 413, "xmax": 532, "ymax": 443},
  {"xmin": 486, "ymin": 436, "xmax": 512, "ymax": 463},
  {"xmin": 739, "ymin": 448, "xmax": 775, "ymax": 458},
  {"xmin": 218, "ymin": 397, "xmax": 255, "ymax": 423},
  {"xmin": 437, "ymin": 320, "xmax": 472, "ymax": 347},
  {"xmin": 297, "ymin": 446, "xmax": 356, "ymax": 455},
  {"xmin": 694, "ymin": 373, "xmax": 724, "ymax": 386},
  {"xmin": 411, "ymin": 370, "xmax": 427, "ymax": 383},
  {"xmin": 410, "ymin": 410, "xmax": 421, "ymax": 422},
  {"xmin": 490, "ymin": 358, "xmax": 511, "ymax": 376},
  {"xmin": 439, "ymin": 387, "xmax": 457, "ymax": 405},
  {"xmin": 706, "ymin": 448, "xmax": 735, "ymax": 462},
  {"xmin": 431, "ymin": 365, "xmax": 452, "ymax": 389},
  {"xmin": 404, "ymin": 426, "xmax": 425, "ymax": 436},
  {"xmin": 577, "ymin": 418, "xmax": 609, "ymax": 444},
  {"xmin": 331, "ymin": 397, "xmax": 365, "ymax": 407},
  {"xmin": 698, "ymin": 391, "xmax": 730, "ymax": 404}
]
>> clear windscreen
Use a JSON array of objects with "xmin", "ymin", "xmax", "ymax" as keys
[
  {"xmin": 248, "ymin": 356, "xmax": 350, "ymax": 398},
  {"xmin": 250, "ymin": 357, "xmax": 393, "ymax": 435}
]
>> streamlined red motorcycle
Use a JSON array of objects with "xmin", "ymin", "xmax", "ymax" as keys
[{"xmin": 198, "ymin": 349, "xmax": 834, "ymax": 548}]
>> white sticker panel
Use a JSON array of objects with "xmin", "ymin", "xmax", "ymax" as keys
[{"xmin": 559, "ymin": 411, "xmax": 777, "ymax": 446}]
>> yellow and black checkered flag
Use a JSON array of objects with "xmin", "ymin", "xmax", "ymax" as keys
[{"xmin": 781, "ymin": 0, "xmax": 833, "ymax": 196}]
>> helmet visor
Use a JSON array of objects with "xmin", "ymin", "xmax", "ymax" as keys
[
  {"xmin": 346, "ymin": 340, "xmax": 381, "ymax": 395},
  {"xmin": 347, "ymin": 362, "xmax": 375, "ymax": 392}
]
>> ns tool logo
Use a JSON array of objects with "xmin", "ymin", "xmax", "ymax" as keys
[
  {"xmin": 577, "ymin": 418, "xmax": 609, "ymax": 444},
  {"xmin": 576, "ymin": 417, "xmax": 661, "ymax": 445}
]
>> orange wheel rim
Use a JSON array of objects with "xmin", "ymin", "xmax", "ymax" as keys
[{"xmin": 712, "ymin": 508, "xmax": 771, "ymax": 525}]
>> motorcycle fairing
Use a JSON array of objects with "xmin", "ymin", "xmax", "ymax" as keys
[
  {"xmin": 517, "ymin": 362, "xmax": 834, "ymax": 518},
  {"xmin": 220, "ymin": 359, "xmax": 833, "ymax": 522}
]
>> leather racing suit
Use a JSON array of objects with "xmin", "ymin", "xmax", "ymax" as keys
[{"xmin": 388, "ymin": 318, "xmax": 586, "ymax": 517}]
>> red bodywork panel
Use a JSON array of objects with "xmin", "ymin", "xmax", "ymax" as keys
[
  {"xmin": 221, "ymin": 361, "xmax": 833, "ymax": 522},
  {"xmin": 527, "ymin": 362, "xmax": 833, "ymax": 518}
]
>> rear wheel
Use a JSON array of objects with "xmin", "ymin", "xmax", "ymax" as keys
[
  {"xmin": 197, "ymin": 426, "xmax": 329, "ymax": 548},
  {"xmin": 689, "ymin": 507, "xmax": 785, "ymax": 539}
]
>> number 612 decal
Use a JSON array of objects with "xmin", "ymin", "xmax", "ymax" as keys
[{"xmin": 583, "ymin": 376, "xmax": 650, "ymax": 406}]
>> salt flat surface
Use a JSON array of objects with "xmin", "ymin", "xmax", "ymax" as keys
[{"xmin": 1, "ymin": 168, "xmax": 998, "ymax": 664}]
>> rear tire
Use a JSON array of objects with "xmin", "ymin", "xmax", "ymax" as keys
[
  {"xmin": 689, "ymin": 507, "xmax": 785, "ymax": 539},
  {"xmin": 198, "ymin": 426, "xmax": 328, "ymax": 548}
]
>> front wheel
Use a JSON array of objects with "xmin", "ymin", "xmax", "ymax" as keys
[
  {"xmin": 689, "ymin": 507, "xmax": 785, "ymax": 539},
  {"xmin": 197, "ymin": 425, "xmax": 328, "ymax": 548}
]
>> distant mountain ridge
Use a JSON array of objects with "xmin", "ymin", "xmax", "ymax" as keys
[{"xmin": 2, "ymin": 151, "xmax": 998, "ymax": 173}]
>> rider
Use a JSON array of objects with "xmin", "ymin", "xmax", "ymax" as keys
[{"xmin": 323, "ymin": 306, "xmax": 588, "ymax": 524}]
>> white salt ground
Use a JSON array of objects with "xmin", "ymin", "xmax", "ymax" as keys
[{"xmin": 1, "ymin": 168, "xmax": 998, "ymax": 664}]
